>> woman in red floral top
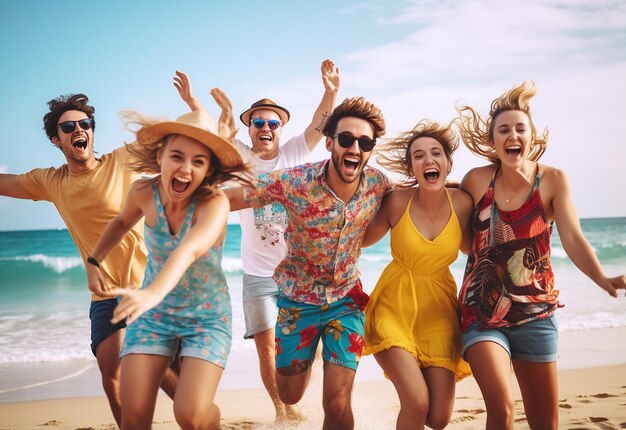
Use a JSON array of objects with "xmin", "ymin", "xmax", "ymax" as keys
[{"xmin": 456, "ymin": 81, "xmax": 625, "ymax": 430}]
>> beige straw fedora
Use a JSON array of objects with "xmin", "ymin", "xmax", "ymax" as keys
[
  {"xmin": 239, "ymin": 98, "xmax": 290, "ymax": 126},
  {"xmin": 137, "ymin": 110, "xmax": 243, "ymax": 168}
]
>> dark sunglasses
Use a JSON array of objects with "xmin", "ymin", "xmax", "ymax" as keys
[
  {"xmin": 335, "ymin": 132, "xmax": 376, "ymax": 152},
  {"xmin": 58, "ymin": 118, "xmax": 93, "ymax": 134},
  {"xmin": 251, "ymin": 118, "xmax": 281, "ymax": 131}
]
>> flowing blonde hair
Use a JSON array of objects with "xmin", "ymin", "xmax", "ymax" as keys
[
  {"xmin": 376, "ymin": 119, "xmax": 459, "ymax": 187},
  {"xmin": 121, "ymin": 111, "xmax": 256, "ymax": 198},
  {"xmin": 455, "ymin": 80, "xmax": 548, "ymax": 163}
]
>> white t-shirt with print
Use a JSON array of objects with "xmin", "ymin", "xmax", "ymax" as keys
[{"xmin": 237, "ymin": 133, "xmax": 310, "ymax": 277}]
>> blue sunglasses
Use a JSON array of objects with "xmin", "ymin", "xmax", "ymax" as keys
[{"xmin": 252, "ymin": 118, "xmax": 281, "ymax": 130}]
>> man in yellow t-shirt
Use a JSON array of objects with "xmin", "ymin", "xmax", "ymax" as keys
[{"xmin": 0, "ymin": 93, "xmax": 177, "ymax": 426}]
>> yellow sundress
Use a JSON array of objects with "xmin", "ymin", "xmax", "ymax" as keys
[{"xmin": 363, "ymin": 189, "xmax": 471, "ymax": 380}]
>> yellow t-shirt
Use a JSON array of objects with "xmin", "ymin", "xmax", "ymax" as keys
[{"xmin": 16, "ymin": 145, "xmax": 147, "ymax": 301}]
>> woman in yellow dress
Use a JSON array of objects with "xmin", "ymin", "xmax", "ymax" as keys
[{"xmin": 363, "ymin": 120, "xmax": 472, "ymax": 430}]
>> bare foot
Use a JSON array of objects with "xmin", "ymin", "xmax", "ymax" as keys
[{"xmin": 276, "ymin": 404, "xmax": 306, "ymax": 424}]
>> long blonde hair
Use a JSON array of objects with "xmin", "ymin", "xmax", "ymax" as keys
[
  {"xmin": 455, "ymin": 80, "xmax": 548, "ymax": 163},
  {"xmin": 376, "ymin": 119, "xmax": 459, "ymax": 187},
  {"xmin": 121, "ymin": 111, "xmax": 256, "ymax": 198}
]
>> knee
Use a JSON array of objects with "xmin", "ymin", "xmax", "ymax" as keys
[
  {"xmin": 174, "ymin": 402, "xmax": 220, "ymax": 430},
  {"xmin": 426, "ymin": 408, "xmax": 452, "ymax": 430},
  {"xmin": 322, "ymin": 395, "xmax": 351, "ymax": 420},
  {"xmin": 400, "ymin": 396, "xmax": 430, "ymax": 425},
  {"xmin": 277, "ymin": 383, "xmax": 305, "ymax": 405},
  {"xmin": 485, "ymin": 398, "xmax": 515, "ymax": 425},
  {"xmin": 100, "ymin": 373, "xmax": 120, "ymax": 397},
  {"xmin": 121, "ymin": 414, "xmax": 151, "ymax": 430}
]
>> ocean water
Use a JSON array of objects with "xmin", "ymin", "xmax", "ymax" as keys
[{"xmin": 0, "ymin": 219, "xmax": 624, "ymax": 369}]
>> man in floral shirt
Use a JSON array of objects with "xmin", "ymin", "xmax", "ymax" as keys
[{"xmin": 228, "ymin": 96, "xmax": 391, "ymax": 429}]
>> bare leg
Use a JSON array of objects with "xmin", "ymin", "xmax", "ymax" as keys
[
  {"xmin": 276, "ymin": 360, "xmax": 313, "ymax": 405},
  {"xmin": 173, "ymin": 357, "xmax": 223, "ymax": 430},
  {"xmin": 119, "ymin": 354, "xmax": 170, "ymax": 430},
  {"xmin": 95, "ymin": 328, "xmax": 124, "ymax": 427},
  {"xmin": 422, "ymin": 367, "xmax": 456, "ymax": 429},
  {"xmin": 160, "ymin": 345, "xmax": 181, "ymax": 398},
  {"xmin": 374, "ymin": 348, "xmax": 429, "ymax": 430},
  {"xmin": 513, "ymin": 359, "xmax": 558, "ymax": 430},
  {"xmin": 322, "ymin": 361, "xmax": 356, "ymax": 430},
  {"xmin": 253, "ymin": 327, "xmax": 303, "ymax": 422},
  {"xmin": 466, "ymin": 341, "xmax": 515, "ymax": 430}
]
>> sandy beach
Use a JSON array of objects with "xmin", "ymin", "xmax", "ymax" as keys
[{"xmin": 1, "ymin": 327, "xmax": 625, "ymax": 430}]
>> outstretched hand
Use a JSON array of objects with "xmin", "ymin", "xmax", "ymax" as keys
[
  {"xmin": 321, "ymin": 59, "xmax": 340, "ymax": 93},
  {"xmin": 109, "ymin": 287, "xmax": 164, "ymax": 325},
  {"xmin": 600, "ymin": 275, "xmax": 626, "ymax": 298},
  {"xmin": 173, "ymin": 70, "xmax": 203, "ymax": 112},
  {"xmin": 211, "ymin": 88, "xmax": 237, "ymax": 142}
]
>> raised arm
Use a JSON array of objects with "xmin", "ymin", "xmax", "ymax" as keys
[
  {"xmin": 173, "ymin": 70, "xmax": 203, "ymax": 112},
  {"xmin": 0, "ymin": 174, "xmax": 30, "ymax": 199},
  {"xmin": 303, "ymin": 59, "xmax": 340, "ymax": 150},
  {"xmin": 550, "ymin": 168, "xmax": 625, "ymax": 297},
  {"xmin": 87, "ymin": 182, "xmax": 146, "ymax": 297},
  {"xmin": 210, "ymin": 87, "xmax": 237, "ymax": 142},
  {"xmin": 110, "ymin": 192, "xmax": 230, "ymax": 324}
]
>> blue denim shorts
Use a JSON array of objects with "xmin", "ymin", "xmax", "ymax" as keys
[
  {"xmin": 461, "ymin": 314, "xmax": 559, "ymax": 363},
  {"xmin": 242, "ymin": 273, "xmax": 279, "ymax": 339},
  {"xmin": 89, "ymin": 298, "xmax": 126, "ymax": 356}
]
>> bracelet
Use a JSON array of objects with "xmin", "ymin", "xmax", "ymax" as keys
[{"xmin": 87, "ymin": 256, "xmax": 100, "ymax": 268}]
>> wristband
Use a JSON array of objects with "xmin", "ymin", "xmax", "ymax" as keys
[{"xmin": 87, "ymin": 256, "xmax": 100, "ymax": 268}]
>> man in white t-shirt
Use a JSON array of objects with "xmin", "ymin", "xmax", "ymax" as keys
[{"xmin": 236, "ymin": 59, "xmax": 340, "ymax": 422}]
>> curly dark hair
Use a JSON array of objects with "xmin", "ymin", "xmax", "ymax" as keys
[
  {"xmin": 43, "ymin": 93, "xmax": 96, "ymax": 142},
  {"xmin": 322, "ymin": 97, "xmax": 385, "ymax": 140}
]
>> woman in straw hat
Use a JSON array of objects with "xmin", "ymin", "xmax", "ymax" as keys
[{"xmin": 86, "ymin": 100, "xmax": 254, "ymax": 430}]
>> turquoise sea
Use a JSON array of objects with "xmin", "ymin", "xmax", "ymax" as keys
[{"xmin": 0, "ymin": 218, "xmax": 624, "ymax": 368}]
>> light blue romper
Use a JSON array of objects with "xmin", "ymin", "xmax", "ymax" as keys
[{"xmin": 120, "ymin": 183, "xmax": 232, "ymax": 367}]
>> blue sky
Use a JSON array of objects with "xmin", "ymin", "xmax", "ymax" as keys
[{"xmin": 1, "ymin": 0, "xmax": 625, "ymax": 230}]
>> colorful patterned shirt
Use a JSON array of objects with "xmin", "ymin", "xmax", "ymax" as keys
[
  {"xmin": 459, "ymin": 165, "xmax": 561, "ymax": 331},
  {"xmin": 244, "ymin": 160, "xmax": 391, "ymax": 306}
]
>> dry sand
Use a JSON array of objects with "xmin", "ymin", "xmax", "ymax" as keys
[{"xmin": 1, "ymin": 327, "xmax": 625, "ymax": 429}]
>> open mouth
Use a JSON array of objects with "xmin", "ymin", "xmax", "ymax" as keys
[
  {"xmin": 72, "ymin": 136, "xmax": 87, "ymax": 150},
  {"xmin": 172, "ymin": 177, "xmax": 191, "ymax": 194},
  {"xmin": 343, "ymin": 157, "xmax": 360, "ymax": 173},
  {"xmin": 259, "ymin": 134, "xmax": 272, "ymax": 143},
  {"xmin": 424, "ymin": 168, "xmax": 440, "ymax": 183},
  {"xmin": 505, "ymin": 145, "xmax": 522, "ymax": 157}
]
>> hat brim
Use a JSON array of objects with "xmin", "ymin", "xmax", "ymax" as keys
[
  {"xmin": 239, "ymin": 104, "xmax": 290, "ymax": 127},
  {"xmin": 137, "ymin": 122, "xmax": 243, "ymax": 169}
]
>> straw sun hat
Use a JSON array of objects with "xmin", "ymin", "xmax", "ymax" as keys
[
  {"xmin": 137, "ymin": 110, "xmax": 243, "ymax": 169},
  {"xmin": 239, "ymin": 98, "xmax": 290, "ymax": 126}
]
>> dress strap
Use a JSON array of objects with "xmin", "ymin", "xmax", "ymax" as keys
[{"xmin": 151, "ymin": 182, "xmax": 165, "ymax": 218}]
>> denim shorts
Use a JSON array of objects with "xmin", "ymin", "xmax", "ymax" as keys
[
  {"xmin": 275, "ymin": 293, "xmax": 366, "ymax": 371},
  {"xmin": 462, "ymin": 314, "xmax": 559, "ymax": 363},
  {"xmin": 242, "ymin": 273, "xmax": 279, "ymax": 339},
  {"xmin": 89, "ymin": 298, "xmax": 126, "ymax": 356}
]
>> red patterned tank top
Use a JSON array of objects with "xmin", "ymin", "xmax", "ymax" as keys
[{"xmin": 459, "ymin": 165, "xmax": 561, "ymax": 331}]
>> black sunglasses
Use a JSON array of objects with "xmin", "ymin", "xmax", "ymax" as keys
[
  {"xmin": 252, "ymin": 118, "xmax": 281, "ymax": 131},
  {"xmin": 57, "ymin": 118, "xmax": 93, "ymax": 134},
  {"xmin": 335, "ymin": 132, "xmax": 376, "ymax": 152}
]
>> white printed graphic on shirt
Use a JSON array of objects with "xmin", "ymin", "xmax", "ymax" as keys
[{"xmin": 253, "ymin": 202, "xmax": 288, "ymax": 247}]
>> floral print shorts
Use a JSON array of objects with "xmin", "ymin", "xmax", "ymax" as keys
[{"xmin": 275, "ymin": 291, "xmax": 366, "ymax": 371}]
